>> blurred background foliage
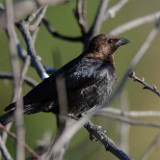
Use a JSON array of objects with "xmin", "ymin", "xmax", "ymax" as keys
[{"xmin": 0, "ymin": 0, "xmax": 160, "ymax": 159}]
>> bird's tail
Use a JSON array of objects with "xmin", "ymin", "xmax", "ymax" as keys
[{"xmin": 0, "ymin": 110, "xmax": 15, "ymax": 125}]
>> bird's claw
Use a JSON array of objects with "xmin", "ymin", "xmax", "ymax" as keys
[{"xmin": 89, "ymin": 125, "xmax": 106, "ymax": 141}]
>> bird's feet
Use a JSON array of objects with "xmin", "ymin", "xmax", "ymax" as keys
[
  {"xmin": 90, "ymin": 125, "xmax": 106, "ymax": 141},
  {"xmin": 84, "ymin": 122, "xmax": 106, "ymax": 141}
]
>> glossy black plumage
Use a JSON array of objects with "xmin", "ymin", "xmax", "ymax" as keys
[{"xmin": 0, "ymin": 34, "xmax": 130, "ymax": 125}]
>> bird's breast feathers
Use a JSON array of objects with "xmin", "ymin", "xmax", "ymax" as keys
[{"xmin": 66, "ymin": 58, "xmax": 116, "ymax": 95}]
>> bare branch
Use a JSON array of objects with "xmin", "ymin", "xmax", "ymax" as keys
[
  {"xmin": 15, "ymin": 42, "xmax": 56, "ymax": 75},
  {"xmin": 0, "ymin": 0, "xmax": 69, "ymax": 29},
  {"xmin": 42, "ymin": 18, "xmax": 83, "ymax": 42},
  {"xmin": 16, "ymin": 20, "xmax": 49, "ymax": 80},
  {"xmin": 5, "ymin": 1, "xmax": 25, "ymax": 160},
  {"xmin": 0, "ymin": 72, "xmax": 37, "ymax": 87},
  {"xmin": 29, "ymin": 6, "xmax": 48, "ymax": 32},
  {"xmin": 105, "ymin": 0, "xmax": 130, "ymax": 19},
  {"xmin": 118, "ymin": 92, "xmax": 130, "ymax": 153},
  {"xmin": 84, "ymin": 122, "xmax": 132, "ymax": 160},
  {"xmin": 110, "ymin": 11, "xmax": 160, "ymax": 35},
  {"xmin": 126, "ymin": 22, "xmax": 160, "ymax": 72},
  {"xmin": 89, "ymin": 0, "xmax": 109, "ymax": 37},
  {"xmin": 0, "ymin": 124, "xmax": 40, "ymax": 159},
  {"xmin": 129, "ymin": 72, "xmax": 160, "ymax": 97},
  {"xmin": 31, "ymin": 6, "xmax": 48, "ymax": 44},
  {"xmin": 0, "ymin": 136, "xmax": 13, "ymax": 160},
  {"xmin": 97, "ymin": 107, "xmax": 160, "ymax": 128},
  {"xmin": 96, "ymin": 111, "xmax": 160, "ymax": 129},
  {"xmin": 41, "ymin": 111, "xmax": 132, "ymax": 160},
  {"xmin": 74, "ymin": 0, "xmax": 88, "ymax": 35},
  {"xmin": 99, "ymin": 107, "xmax": 160, "ymax": 118},
  {"xmin": 140, "ymin": 133, "xmax": 160, "ymax": 160},
  {"xmin": 40, "ymin": 118, "xmax": 79, "ymax": 160}
]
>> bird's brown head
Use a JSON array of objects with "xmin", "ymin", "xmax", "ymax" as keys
[{"xmin": 86, "ymin": 34, "xmax": 130, "ymax": 62}]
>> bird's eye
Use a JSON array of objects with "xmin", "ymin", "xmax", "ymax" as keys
[{"xmin": 108, "ymin": 39, "xmax": 114, "ymax": 44}]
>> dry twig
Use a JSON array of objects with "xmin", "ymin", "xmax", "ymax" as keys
[
  {"xmin": 5, "ymin": 1, "xmax": 25, "ymax": 159},
  {"xmin": 140, "ymin": 133, "xmax": 160, "ymax": 160},
  {"xmin": 96, "ymin": 112, "xmax": 160, "ymax": 129},
  {"xmin": 129, "ymin": 72, "xmax": 160, "ymax": 97},
  {"xmin": 0, "ymin": 136, "xmax": 13, "ymax": 160},
  {"xmin": 43, "ymin": 18, "xmax": 83, "ymax": 42},
  {"xmin": 16, "ymin": 20, "xmax": 48, "ymax": 80},
  {"xmin": 0, "ymin": 124, "xmax": 40, "ymax": 159},
  {"xmin": 110, "ymin": 11, "xmax": 160, "ymax": 35},
  {"xmin": 99, "ymin": 107, "xmax": 160, "ymax": 118},
  {"xmin": 0, "ymin": 72, "xmax": 37, "ymax": 87},
  {"xmin": 84, "ymin": 122, "xmax": 132, "ymax": 160},
  {"xmin": 74, "ymin": 0, "xmax": 88, "ymax": 35},
  {"xmin": 0, "ymin": 0, "xmax": 69, "ymax": 29}
]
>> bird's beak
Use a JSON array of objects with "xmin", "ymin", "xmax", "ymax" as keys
[{"xmin": 116, "ymin": 37, "xmax": 130, "ymax": 46}]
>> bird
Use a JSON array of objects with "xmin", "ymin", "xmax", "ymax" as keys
[{"xmin": 0, "ymin": 34, "xmax": 130, "ymax": 125}]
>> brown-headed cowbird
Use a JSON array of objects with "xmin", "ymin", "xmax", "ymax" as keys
[{"xmin": 0, "ymin": 34, "xmax": 130, "ymax": 125}]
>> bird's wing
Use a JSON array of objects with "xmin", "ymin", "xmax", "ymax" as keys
[
  {"xmin": 64, "ymin": 59, "xmax": 108, "ymax": 90},
  {"xmin": 4, "ymin": 75, "xmax": 58, "ymax": 113}
]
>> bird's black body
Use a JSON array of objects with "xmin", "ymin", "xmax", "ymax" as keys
[{"xmin": 0, "ymin": 34, "xmax": 130, "ymax": 125}]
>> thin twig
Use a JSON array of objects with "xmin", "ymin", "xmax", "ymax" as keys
[
  {"xmin": 74, "ymin": 0, "xmax": 88, "ymax": 35},
  {"xmin": 40, "ymin": 118, "xmax": 77, "ymax": 160},
  {"xmin": 6, "ymin": 0, "xmax": 25, "ymax": 160},
  {"xmin": 89, "ymin": 0, "xmax": 109, "ymax": 37},
  {"xmin": 41, "ymin": 114, "xmax": 132, "ymax": 160},
  {"xmin": 31, "ymin": 6, "xmax": 48, "ymax": 44},
  {"xmin": 84, "ymin": 122, "xmax": 132, "ymax": 160},
  {"xmin": 99, "ymin": 107, "xmax": 160, "ymax": 118},
  {"xmin": 129, "ymin": 72, "xmax": 160, "ymax": 97},
  {"xmin": 140, "ymin": 133, "xmax": 160, "ymax": 160},
  {"xmin": 110, "ymin": 11, "xmax": 160, "ymax": 35},
  {"xmin": 15, "ymin": 42, "xmax": 56, "ymax": 75},
  {"xmin": 0, "ymin": 0, "xmax": 69, "ymax": 29},
  {"xmin": 1, "ymin": 123, "xmax": 12, "ymax": 146},
  {"xmin": 16, "ymin": 20, "xmax": 49, "ymax": 80},
  {"xmin": 15, "ymin": 55, "xmax": 31, "ymax": 160},
  {"xmin": 44, "ymin": 76, "xmax": 69, "ymax": 160},
  {"xmin": 105, "ymin": 0, "xmax": 130, "ymax": 19},
  {"xmin": 27, "ymin": 6, "xmax": 47, "ymax": 31},
  {"xmin": 96, "ymin": 112, "xmax": 160, "ymax": 129},
  {"xmin": 29, "ymin": 6, "xmax": 48, "ymax": 32},
  {"xmin": 40, "ymin": 113, "xmax": 105, "ymax": 160},
  {"xmin": 0, "ymin": 136, "xmax": 13, "ymax": 160},
  {"xmin": 0, "ymin": 72, "xmax": 38, "ymax": 87},
  {"xmin": 17, "ymin": 55, "xmax": 31, "ymax": 98},
  {"xmin": 42, "ymin": 18, "xmax": 83, "ymax": 42},
  {"xmin": 25, "ymin": 7, "xmax": 43, "ymax": 23},
  {"xmin": 118, "ymin": 92, "xmax": 130, "ymax": 153},
  {"xmin": 0, "ymin": 124, "xmax": 40, "ymax": 159}
]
